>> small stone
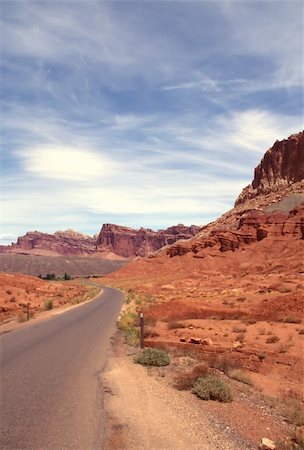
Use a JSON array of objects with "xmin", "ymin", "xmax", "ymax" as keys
[
  {"xmin": 233, "ymin": 341, "xmax": 243, "ymax": 349},
  {"xmin": 179, "ymin": 337, "xmax": 187, "ymax": 342},
  {"xmin": 259, "ymin": 437, "xmax": 276, "ymax": 450}
]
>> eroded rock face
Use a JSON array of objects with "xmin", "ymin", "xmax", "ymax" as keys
[
  {"xmin": 0, "ymin": 230, "xmax": 98, "ymax": 256},
  {"xmin": 97, "ymin": 224, "xmax": 200, "ymax": 258},
  {"xmin": 166, "ymin": 204, "xmax": 304, "ymax": 257},
  {"xmin": 0, "ymin": 225, "xmax": 200, "ymax": 258},
  {"xmin": 235, "ymin": 131, "xmax": 304, "ymax": 206}
]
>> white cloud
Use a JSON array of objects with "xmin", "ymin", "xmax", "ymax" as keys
[{"xmin": 16, "ymin": 146, "xmax": 115, "ymax": 181}]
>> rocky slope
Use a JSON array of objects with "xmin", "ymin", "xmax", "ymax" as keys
[{"xmin": 0, "ymin": 225, "xmax": 200, "ymax": 258}]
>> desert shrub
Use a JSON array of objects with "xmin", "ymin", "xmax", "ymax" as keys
[
  {"xmin": 144, "ymin": 316, "xmax": 157, "ymax": 327},
  {"xmin": 279, "ymin": 287, "xmax": 292, "ymax": 293},
  {"xmin": 243, "ymin": 319, "xmax": 256, "ymax": 325},
  {"xmin": 125, "ymin": 327, "xmax": 140, "ymax": 346},
  {"xmin": 45, "ymin": 273, "xmax": 56, "ymax": 280},
  {"xmin": 283, "ymin": 316, "xmax": 302, "ymax": 324},
  {"xmin": 173, "ymin": 364, "xmax": 209, "ymax": 391},
  {"xmin": 298, "ymin": 329, "xmax": 304, "ymax": 335},
  {"xmin": 266, "ymin": 335, "xmax": 280, "ymax": 344},
  {"xmin": 43, "ymin": 299, "xmax": 53, "ymax": 311},
  {"xmin": 232, "ymin": 326, "xmax": 246, "ymax": 333},
  {"xmin": 258, "ymin": 352, "xmax": 266, "ymax": 361},
  {"xmin": 236, "ymin": 332, "xmax": 246, "ymax": 342},
  {"xmin": 118, "ymin": 308, "xmax": 140, "ymax": 346},
  {"xmin": 192, "ymin": 375, "xmax": 233, "ymax": 403},
  {"xmin": 168, "ymin": 321, "xmax": 186, "ymax": 330},
  {"xmin": 17, "ymin": 312, "xmax": 26, "ymax": 323},
  {"xmin": 258, "ymin": 327, "xmax": 266, "ymax": 335},
  {"xmin": 144, "ymin": 327, "xmax": 159, "ymax": 338},
  {"xmin": 228, "ymin": 369, "xmax": 253, "ymax": 386},
  {"xmin": 135, "ymin": 348, "xmax": 170, "ymax": 366},
  {"xmin": 118, "ymin": 309, "xmax": 138, "ymax": 331},
  {"xmin": 282, "ymin": 397, "xmax": 304, "ymax": 427},
  {"xmin": 6, "ymin": 289, "xmax": 12, "ymax": 295},
  {"xmin": 212, "ymin": 354, "xmax": 241, "ymax": 375}
]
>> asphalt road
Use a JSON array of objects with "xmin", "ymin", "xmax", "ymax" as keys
[{"xmin": 0, "ymin": 286, "xmax": 124, "ymax": 450}]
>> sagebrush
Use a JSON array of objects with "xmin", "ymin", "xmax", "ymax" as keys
[
  {"xmin": 192, "ymin": 375, "xmax": 233, "ymax": 402},
  {"xmin": 135, "ymin": 348, "xmax": 170, "ymax": 366}
]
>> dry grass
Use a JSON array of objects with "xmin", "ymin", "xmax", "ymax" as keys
[
  {"xmin": 228, "ymin": 369, "xmax": 254, "ymax": 386},
  {"xmin": 168, "ymin": 321, "xmax": 187, "ymax": 330},
  {"xmin": 173, "ymin": 364, "xmax": 209, "ymax": 391},
  {"xmin": 266, "ymin": 335, "xmax": 280, "ymax": 344}
]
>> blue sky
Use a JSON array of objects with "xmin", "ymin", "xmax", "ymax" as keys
[{"xmin": 1, "ymin": 0, "xmax": 303, "ymax": 243}]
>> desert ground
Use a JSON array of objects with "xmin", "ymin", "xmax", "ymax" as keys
[
  {"xmin": 98, "ymin": 233, "xmax": 304, "ymax": 449},
  {"xmin": 0, "ymin": 272, "xmax": 101, "ymax": 324}
]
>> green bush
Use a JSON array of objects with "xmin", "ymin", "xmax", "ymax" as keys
[
  {"xmin": 192, "ymin": 375, "xmax": 233, "ymax": 402},
  {"xmin": 135, "ymin": 348, "xmax": 170, "ymax": 366},
  {"xmin": 43, "ymin": 299, "xmax": 53, "ymax": 310}
]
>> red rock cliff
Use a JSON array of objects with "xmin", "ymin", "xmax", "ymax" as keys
[
  {"xmin": 0, "ymin": 225, "xmax": 200, "ymax": 258},
  {"xmin": 0, "ymin": 230, "xmax": 97, "ymax": 256},
  {"xmin": 235, "ymin": 131, "xmax": 304, "ymax": 206},
  {"xmin": 97, "ymin": 224, "xmax": 200, "ymax": 258}
]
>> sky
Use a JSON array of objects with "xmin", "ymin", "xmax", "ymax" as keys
[{"xmin": 1, "ymin": 0, "xmax": 303, "ymax": 244}]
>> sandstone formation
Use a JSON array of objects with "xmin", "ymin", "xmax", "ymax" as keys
[
  {"xmin": 235, "ymin": 131, "xmax": 304, "ymax": 206},
  {"xmin": 0, "ymin": 225, "xmax": 200, "ymax": 258},
  {"xmin": 166, "ymin": 204, "xmax": 304, "ymax": 257},
  {"xmin": 97, "ymin": 223, "xmax": 200, "ymax": 258},
  {"xmin": 0, "ymin": 230, "xmax": 98, "ymax": 256}
]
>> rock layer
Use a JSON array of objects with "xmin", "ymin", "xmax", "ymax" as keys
[{"xmin": 166, "ymin": 204, "xmax": 304, "ymax": 257}]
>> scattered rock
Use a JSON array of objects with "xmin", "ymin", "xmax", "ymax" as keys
[
  {"xmin": 190, "ymin": 337, "xmax": 201, "ymax": 344},
  {"xmin": 201, "ymin": 338, "xmax": 213, "ymax": 346},
  {"xmin": 179, "ymin": 337, "xmax": 187, "ymax": 343},
  {"xmin": 233, "ymin": 341, "xmax": 243, "ymax": 349}
]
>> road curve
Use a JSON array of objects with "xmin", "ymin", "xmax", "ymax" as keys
[{"xmin": 0, "ymin": 286, "xmax": 124, "ymax": 450}]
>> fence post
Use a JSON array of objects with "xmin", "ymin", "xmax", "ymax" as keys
[{"xmin": 140, "ymin": 311, "xmax": 144, "ymax": 349}]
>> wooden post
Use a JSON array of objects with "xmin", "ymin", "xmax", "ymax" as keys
[{"xmin": 140, "ymin": 311, "xmax": 144, "ymax": 349}]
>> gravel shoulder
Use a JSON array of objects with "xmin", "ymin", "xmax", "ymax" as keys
[{"xmin": 103, "ymin": 333, "xmax": 250, "ymax": 450}]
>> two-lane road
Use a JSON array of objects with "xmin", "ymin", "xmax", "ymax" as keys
[{"xmin": 0, "ymin": 286, "xmax": 124, "ymax": 450}]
